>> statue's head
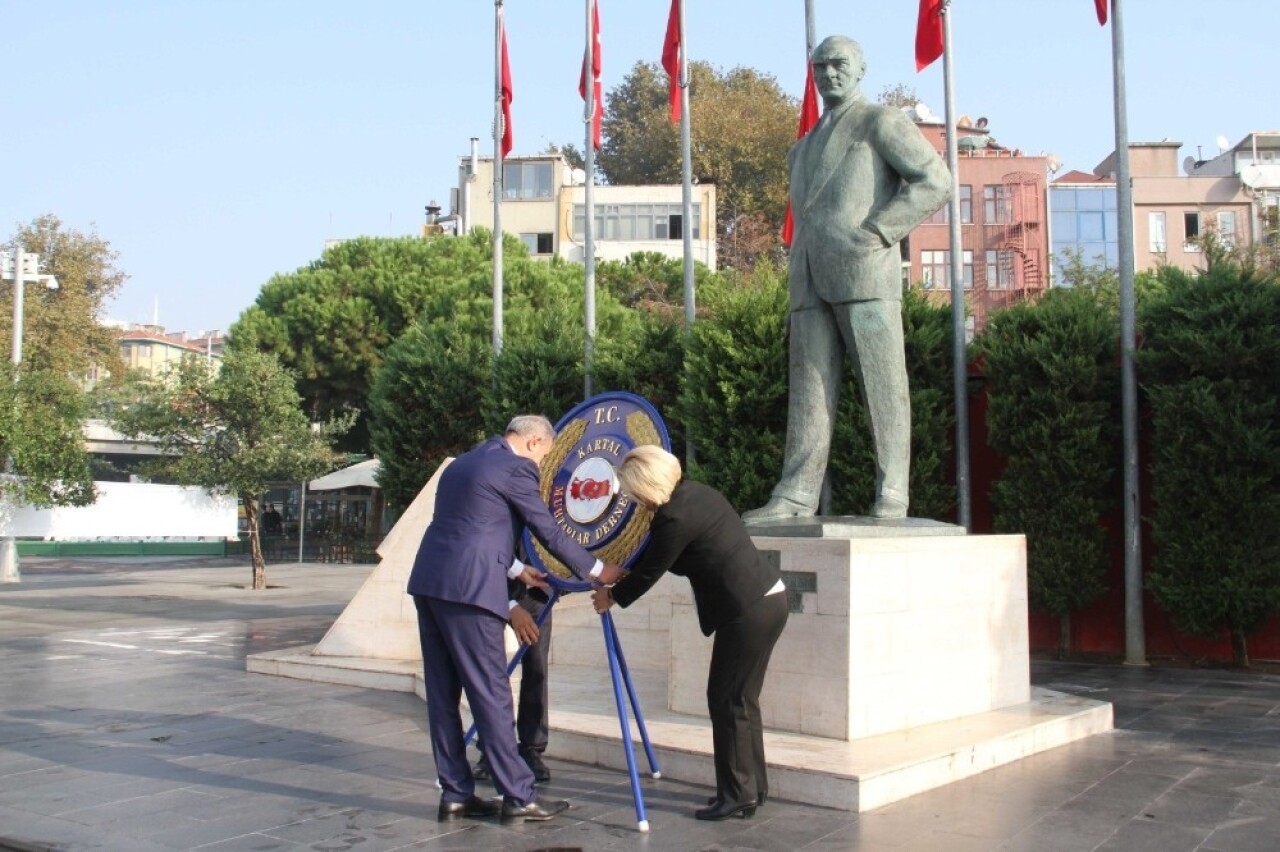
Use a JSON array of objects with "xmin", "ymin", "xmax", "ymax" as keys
[{"xmin": 812, "ymin": 36, "xmax": 866, "ymax": 106}]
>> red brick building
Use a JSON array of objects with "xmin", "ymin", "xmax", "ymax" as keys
[{"xmin": 906, "ymin": 116, "xmax": 1050, "ymax": 334}]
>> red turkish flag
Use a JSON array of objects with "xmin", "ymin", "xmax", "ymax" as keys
[
  {"xmin": 1094, "ymin": 0, "xmax": 1108, "ymax": 25},
  {"xmin": 579, "ymin": 0, "xmax": 602, "ymax": 150},
  {"xmin": 782, "ymin": 65, "xmax": 820, "ymax": 247},
  {"xmin": 500, "ymin": 23, "xmax": 514, "ymax": 158},
  {"xmin": 915, "ymin": 0, "xmax": 944, "ymax": 72},
  {"xmin": 661, "ymin": 0, "xmax": 681, "ymax": 124}
]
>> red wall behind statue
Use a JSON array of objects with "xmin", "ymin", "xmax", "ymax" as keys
[{"xmin": 964, "ymin": 369, "xmax": 1280, "ymax": 664}]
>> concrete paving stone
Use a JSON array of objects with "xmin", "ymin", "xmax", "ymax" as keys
[
  {"xmin": 1092, "ymin": 816, "xmax": 1213, "ymax": 851},
  {"xmin": 56, "ymin": 787, "xmax": 225, "ymax": 825},
  {"xmin": 727, "ymin": 808, "xmax": 860, "ymax": 851},
  {"xmin": 1056, "ymin": 769, "xmax": 1182, "ymax": 820},
  {"xmin": 1140, "ymin": 785, "xmax": 1241, "ymax": 829},
  {"xmin": 996, "ymin": 809, "xmax": 1129, "ymax": 852},
  {"xmin": 1199, "ymin": 812, "xmax": 1280, "ymax": 852},
  {"xmin": 194, "ymin": 832, "xmax": 304, "ymax": 850},
  {"xmin": 1177, "ymin": 765, "xmax": 1276, "ymax": 796},
  {"xmin": 0, "ymin": 784, "xmax": 116, "ymax": 818},
  {"xmin": 898, "ymin": 829, "xmax": 1011, "ymax": 852}
]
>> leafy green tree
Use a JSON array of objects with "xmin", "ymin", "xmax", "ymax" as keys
[
  {"xmin": 976, "ymin": 287, "xmax": 1120, "ymax": 653},
  {"xmin": 877, "ymin": 83, "xmax": 919, "ymax": 108},
  {"xmin": 0, "ymin": 365, "xmax": 95, "ymax": 508},
  {"xmin": 1139, "ymin": 262, "xmax": 1280, "ymax": 665},
  {"xmin": 598, "ymin": 61, "xmax": 797, "ymax": 268},
  {"xmin": 4, "ymin": 215, "xmax": 126, "ymax": 378},
  {"xmin": 228, "ymin": 232, "xmax": 498, "ymax": 452},
  {"xmin": 367, "ymin": 237, "xmax": 643, "ymax": 509},
  {"xmin": 109, "ymin": 351, "xmax": 351, "ymax": 589}
]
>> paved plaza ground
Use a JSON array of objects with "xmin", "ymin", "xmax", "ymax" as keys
[{"xmin": 1, "ymin": 557, "xmax": 1279, "ymax": 851}]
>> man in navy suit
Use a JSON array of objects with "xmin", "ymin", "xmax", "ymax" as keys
[{"xmin": 408, "ymin": 415, "xmax": 609, "ymax": 824}]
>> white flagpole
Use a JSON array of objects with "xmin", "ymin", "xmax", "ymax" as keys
[
  {"xmin": 941, "ymin": 0, "xmax": 971, "ymax": 531},
  {"xmin": 584, "ymin": 0, "xmax": 597, "ymax": 398},
  {"xmin": 492, "ymin": 1, "xmax": 505, "ymax": 357},
  {"xmin": 678, "ymin": 0, "xmax": 694, "ymax": 328},
  {"xmin": 1111, "ymin": 0, "xmax": 1145, "ymax": 666}
]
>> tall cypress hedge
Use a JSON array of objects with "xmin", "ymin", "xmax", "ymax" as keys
[
  {"xmin": 976, "ymin": 287, "xmax": 1120, "ymax": 653},
  {"xmin": 1139, "ymin": 262, "xmax": 1280, "ymax": 665}
]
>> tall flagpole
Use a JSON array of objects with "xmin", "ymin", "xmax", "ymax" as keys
[
  {"xmin": 677, "ymin": 0, "xmax": 694, "ymax": 328},
  {"xmin": 583, "ymin": 0, "xmax": 597, "ymax": 398},
  {"xmin": 941, "ymin": 0, "xmax": 971, "ymax": 530},
  {"xmin": 1111, "ymin": 0, "xmax": 1145, "ymax": 666},
  {"xmin": 804, "ymin": 0, "xmax": 815, "ymax": 54},
  {"xmin": 492, "ymin": 1, "xmax": 505, "ymax": 357}
]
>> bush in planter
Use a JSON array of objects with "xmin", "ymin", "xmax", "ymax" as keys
[
  {"xmin": 1139, "ymin": 262, "xmax": 1280, "ymax": 666},
  {"xmin": 976, "ymin": 286, "xmax": 1120, "ymax": 654}
]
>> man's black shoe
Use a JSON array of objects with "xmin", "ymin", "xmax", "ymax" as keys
[
  {"xmin": 522, "ymin": 751, "xmax": 551, "ymax": 783},
  {"xmin": 437, "ymin": 794, "xmax": 501, "ymax": 822},
  {"xmin": 500, "ymin": 797, "xmax": 570, "ymax": 824},
  {"xmin": 472, "ymin": 755, "xmax": 493, "ymax": 782}
]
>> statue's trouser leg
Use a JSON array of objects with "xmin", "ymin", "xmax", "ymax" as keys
[
  {"xmin": 833, "ymin": 299, "xmax": 910, "ymax": 507},
  {"xmin": 773, "ymin": 304, "xmax": 842, "ymax": 510}
]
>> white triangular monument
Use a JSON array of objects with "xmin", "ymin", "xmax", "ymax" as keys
[{"xmin": 310, "ymin": 458, "xmax": 453, "ymax": 660}]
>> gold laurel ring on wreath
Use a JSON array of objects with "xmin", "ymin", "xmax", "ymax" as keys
[{"xmin": 531, "ymin": 413, "xmax": 660, "ymax": 581}]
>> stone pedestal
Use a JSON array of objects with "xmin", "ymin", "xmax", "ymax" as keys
[{"xmin": 669, "ymin": 523, "xmax": 1030, "ymax": 741}]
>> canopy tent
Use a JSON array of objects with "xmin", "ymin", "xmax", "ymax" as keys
[
  {"xmin": 309, "ymin": 458, "xmax": 381, "ymax": 491},
  {"xmin": 297, "ymin": 458, "xmax": 383, "ymax": 563}
]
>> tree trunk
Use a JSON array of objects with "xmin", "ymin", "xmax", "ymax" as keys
[
  {"xmin": 1058, "ymin": 613, "xmax": 1072, "ymax": 659},
  {"xmin": 1231, "ymin": 629, "xmax": 1249, "ymax": 668},
  {"xmin": 244, "ymin": 493, "xmax": 266, "ymax": 590}
]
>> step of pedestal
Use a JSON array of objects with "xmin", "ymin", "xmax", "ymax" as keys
[{"xmin": 247, "ymin": 648, "xmax": 1112, "ymax": 812}]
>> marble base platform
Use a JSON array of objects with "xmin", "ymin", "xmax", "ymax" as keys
[{"xmin": 247, "ymin": 642, "xmax": 1111, "ymax": 812}]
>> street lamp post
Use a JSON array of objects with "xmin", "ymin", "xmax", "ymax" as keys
[{"xmin": 0, "ymin": 244, "xmax": 59, "ymax": 583}]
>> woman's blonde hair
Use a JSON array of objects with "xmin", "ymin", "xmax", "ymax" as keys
[{"xmin": 616, "ymin": 445, "xmax": 682, "ymax": 509}]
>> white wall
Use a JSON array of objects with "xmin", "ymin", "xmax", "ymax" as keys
[{"xmin": 0, "ymin": 482, "xmax": 237, "ymax": 540}]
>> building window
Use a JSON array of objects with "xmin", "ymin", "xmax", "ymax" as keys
[
  {"xmin": 920, "ymin": 250, "xmax": 973, "ymax": 289},
  {"xmin": 985, "ymin": 250, "xmax": 1015, "ymax": 290},
  {"xmin": 983, "ymin": 185, "xmax": 1013, "ymax": 224},
  {"xmin": 520, "ymin": 233, "xmax": 553, "ymax": 255},
  {"xmin": 1217, "ymin": 211, "xmax": 1237, "ymax": 246},
  {"xmin": 573, "ymin": 203, "xmax": 700, "ymax": 241},
  {"xmin": 1149, "ymin": 212, "xmax": 1167, "ymax": 253},
  {"xmin": 926, "ymin": 185, "xmax": 973, "ymax": 225},
  {"xmin": 502, "ymin": 162, "xmax": 554, "ymax": 200},
  {"xmin": 1183, "ymin": 211, "xmax": 1201, "ymax": 250}
]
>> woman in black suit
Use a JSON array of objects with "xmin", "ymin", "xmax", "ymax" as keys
[{"xmin": 592, "ymin": 446, "xmax": 789, "ymax": 821}]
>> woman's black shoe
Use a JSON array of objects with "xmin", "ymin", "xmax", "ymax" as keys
[{"xmin": 694, "ymin": 799, "xmax": 757, "ymax": 821}]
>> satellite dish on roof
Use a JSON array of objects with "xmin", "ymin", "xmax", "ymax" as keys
[
  {"xmin": 569, "ymin": 168, "xmax": 587, "ymax": 186},
  {"xmin": 1216, "ymin": 134, "xmax": 1231, "ymax": 152},
  {"xmin": 913, "ymin": 101, "xmax": 934, "ymax": 122},
  {"xmin": 1240, "ymin": 165, "xmax": 1266, "ymax": 189},
  {"xmin": 1046, "ymin": 154, "xmax": 1062, "ymax": 174},
  {"xmin": 1183, "ymin": 155, "xmax": 1198, "ymax": 175},
  {"xmin": 975, "ymin": 116, "xmax": 989, "ymax": 130}
]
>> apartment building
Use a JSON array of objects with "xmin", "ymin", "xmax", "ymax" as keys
[
  {"xmin": 909, "ymin": 112, "xmax": 1050, "ymax": 333},
  {"xmin": 1094, "ymin": 140, "xmax": 1255, "ymax": 272},
  {"xmin": 117, "ymin": 325, "xmax": 224, "ymax": 379},
  {"xmin": 443, "ymin": 145, "xmax": 717, "ymax": 269}
]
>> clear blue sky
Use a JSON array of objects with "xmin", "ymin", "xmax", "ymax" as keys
[{"xmin": 4, "ymin": 1, "xmax": 1274, "ymax": 336}]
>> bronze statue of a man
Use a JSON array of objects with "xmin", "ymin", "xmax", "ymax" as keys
[{"xmin": 745, "ymin": 36, "xmax": 950, "ymax": 523}]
